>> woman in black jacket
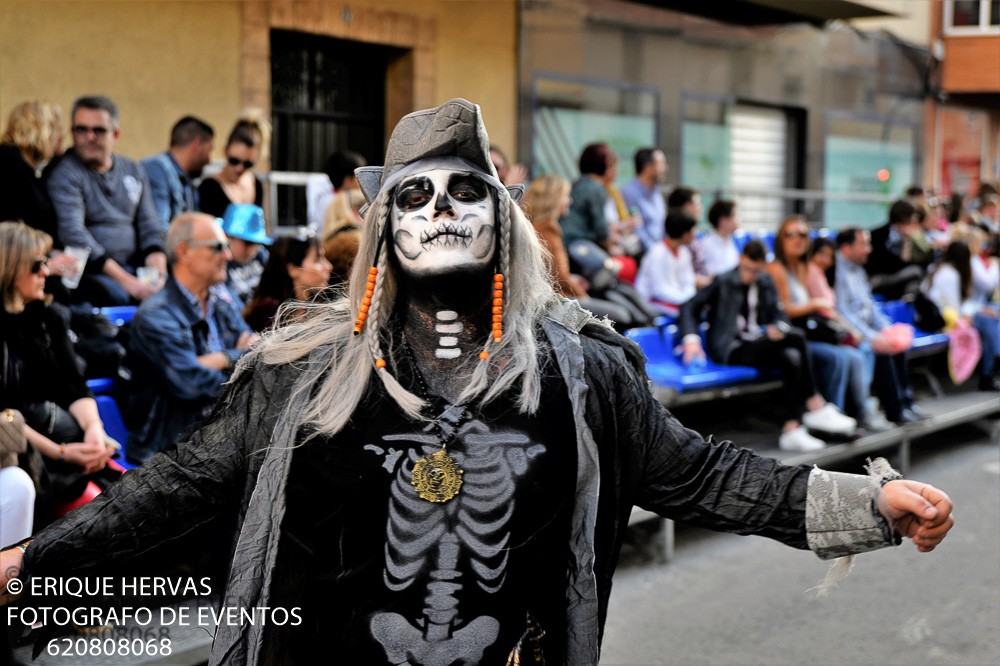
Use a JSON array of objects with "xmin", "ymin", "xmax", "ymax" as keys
[
  {"xmin": 0, "ymin": 101, "xmax": 80, "ymax": 303},
  {"xmin": 0, "ymin": 222, "xmax": 120, "ymax": 528}
]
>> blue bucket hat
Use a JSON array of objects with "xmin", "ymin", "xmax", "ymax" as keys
[{"xmin": 220, "ymin": 204, "xmax": 272, "ymax": 246}]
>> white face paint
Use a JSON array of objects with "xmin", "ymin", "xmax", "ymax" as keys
[{"xmin": 390, "ymin": 169, "xmax": 496, "ymax": 278}]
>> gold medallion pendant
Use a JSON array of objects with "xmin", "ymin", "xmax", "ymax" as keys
[{"xmin": 411, "ymin": 449, "xmax": 464, "ymax": 503}]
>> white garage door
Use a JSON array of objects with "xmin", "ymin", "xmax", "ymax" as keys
[{"xmin": 728, "ymin": 105, "xmax": 788, "ymax": 229}]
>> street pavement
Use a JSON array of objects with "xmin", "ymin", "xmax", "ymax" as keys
[{"xmin": 601, "ymin": 424, "xmax": 1000, "ymax": 666}]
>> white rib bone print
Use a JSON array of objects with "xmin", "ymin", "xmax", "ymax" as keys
[{"xmin": 369, "ymin": 419, "xmax": 545, "ymax": 665}]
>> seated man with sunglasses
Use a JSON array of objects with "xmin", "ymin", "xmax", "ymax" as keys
[
  {"xmin": 125, "ymin": 213, "xmax": 257, "ymax": 464},
  {"xmin": 47, "ymin": 95, "xmax": 166, "ymax": 307}
]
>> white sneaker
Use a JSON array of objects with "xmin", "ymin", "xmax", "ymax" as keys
[
  {"xmin": 779, "ymin": 426, "xmax": 826, "ymax": 452},
  {"xmin": 802, "ymin": 403, "xmax": 857, "ymax": 436},
  {"xmin": 866, "ymin": 396, "xmax": 882, "ymax": 416},
  {"xmin": 861, "ymin": 410, "xmax": 895, "ymax": 433}
]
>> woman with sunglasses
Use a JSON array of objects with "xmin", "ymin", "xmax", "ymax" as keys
[
  {"xmin": 244, "ymin": 230, "xmax": 332, "ymax": 332},
  {"xmin": 0, "ymin": 222, "xmax": 122, "ymax": 529},
  {"xmin": 767, "ymin": 216, "xmax": 892, "ymax": 433},
  {"xmin": 198, "ymin": 110, "xmax": 271, "ymax": 218}
]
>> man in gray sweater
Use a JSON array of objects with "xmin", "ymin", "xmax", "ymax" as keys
[{"xmin": 48, "ymin": 95, "xmax": 167, "ymax": 306}]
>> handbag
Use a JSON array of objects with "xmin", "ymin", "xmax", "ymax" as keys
[
  {"xmin": 913, "ymin": 292, "xmax": 946, "ymax": 333},
  {"xmin": 0, "ymin": 408, "xmax": 26, "ymax": 468},
  {"xmin": 792, "ymin": 314, "xmax": 850, "ymax": 346}
]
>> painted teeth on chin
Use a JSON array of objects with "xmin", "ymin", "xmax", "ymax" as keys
[{"xmin": 420, "ymin": 222, "xmax": 472, "ymax": 247}]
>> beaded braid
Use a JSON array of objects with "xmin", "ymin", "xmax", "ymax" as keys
[
  {"xmin": 353, "ymin": 195, "xmax": 391, "ymax": 338},
  {"xmin": 498, "ymin": 192, "xmax": 512, "ymax": 307},
  {"xmin": 461, "ymin": 188, "xmax": 513, "ymax": 402},
  {"xmin": 360, "ymin": 193, "xmax": 427, "ymax": 413},
  {"xmin": 482, "ymin": 192, "xmax": 512, "ymax": 357},
  {"xmin": 367, "ymin": 250, "xmax": 391, "ymax": 367},
  {"xmin": 362, "ymin": 195, "xmax": 393, "ymax": 368}
]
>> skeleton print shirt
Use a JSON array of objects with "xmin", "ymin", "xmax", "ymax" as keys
[{"xmin": 276, "ymin": 363, "xmax": 576, "ymax": 665}]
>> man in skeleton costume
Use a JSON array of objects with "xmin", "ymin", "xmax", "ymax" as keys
[{"xmin": 1, "ymin": 99, "xmax": 953, "ymax": 665}]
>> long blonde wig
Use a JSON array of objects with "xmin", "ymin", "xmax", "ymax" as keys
[{"xmin": 252, "ymin": 178, "xmax": 560, "ymax": 438}]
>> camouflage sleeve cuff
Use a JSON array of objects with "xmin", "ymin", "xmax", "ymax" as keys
[{"xmin": 805, "ymin": 467, "xmax": 897, "ymax": 560}]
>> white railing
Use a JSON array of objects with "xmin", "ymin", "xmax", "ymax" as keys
[{"xmin": 201, "ymin": 161, "xmax": 323, "ymax": 232}]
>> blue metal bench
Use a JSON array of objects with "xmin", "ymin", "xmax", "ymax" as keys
[
  {"xmin": 626, "ymin": 325, "xmax": 771, "ymax": 406},
  {"xmin": 86, "ymin": 377, "xmax": 116, "ymax": 395},
  {"xmin": 85, "ymin": 306, "xmax": 137, "ymax": 397},
  {"xmin": 879, "ymin": 300, "xmax": 950, "ymax": 355},
  {"xmin": 98, "ymin": 305, "xmax": 138, "ymax": 327},
  {"xmin": 879, "ymin": 299, "xmax": 951, "ymax": 396}
]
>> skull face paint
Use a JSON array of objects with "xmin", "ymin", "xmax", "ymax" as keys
[{"xmin": 391, "ymin": 169, "xmax": 496, "ymax": 278}]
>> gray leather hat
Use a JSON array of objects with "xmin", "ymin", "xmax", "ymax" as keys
[{"xmin": 356, "ymin": 98, "xmax": 524, "ymax": 206}]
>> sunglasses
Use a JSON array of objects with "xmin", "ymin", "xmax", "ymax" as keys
[
  {"xmin": 783, "ymin": 230, "xmax": 810, "ymax": 239},
  {"xmin": 71, "ymin": 125, "xmax": 110, "ymax": 137},
  {"xmin": 30, "ymin": 257, "xmax": 48, "ymax": 274},
  {"xmin": 227, "ymin": 156, "xmax": 255, "ymax": 169},
  {"xmin": 187, "ymin": 240, "xmax": 231, "ymax": 254}
]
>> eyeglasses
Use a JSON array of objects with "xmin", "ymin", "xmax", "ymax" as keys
[
  {"xmin": 30, "ymin": 257, "xmax": 48, "ymax": 274},
  {"xmin": 187, "ymin": 240, "xmax": 231, "ymax": 254},
  {"xmin": 227, "ymin": 156, "xmax": 255, "ymax": 169},
  {"xmin": 783, "ymin": 230, "xmax": 810, "ymax": 239},
  {"xmin": 71, "ymin": 125, "xmax": 110, "ymax": 137}
]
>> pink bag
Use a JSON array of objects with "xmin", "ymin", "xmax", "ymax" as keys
[{"xmin": 948, "ymin": 320, "xmax": 982, "ymax": 385}]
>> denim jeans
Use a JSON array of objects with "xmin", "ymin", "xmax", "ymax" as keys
[
  {"xmin": 808, "ymin": 342, "xmax": 869, "ymax": 419},
  {"xmin": 973, "ymin": 311, "xmax": 1000, "ymax": 376},
  {"xmin": 873, "ymin": 352, "xmax": 911, "ymax": 421},
  {"xmin": 728, "ymin": 328, "xmax": 815, "ymax": 422}
]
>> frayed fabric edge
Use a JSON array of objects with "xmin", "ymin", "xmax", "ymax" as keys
[
  {"xmin": 809, "ymin": 457, "xmax": 901, "ymax": 599},
  {"xmin": 811, "ymin": 554, "xmax": 855, "ymax": 599}
]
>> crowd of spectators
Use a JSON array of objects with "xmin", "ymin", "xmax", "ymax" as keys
[
  {"xmin": 519, "ymin": 141, "xmax": 1000, "ymax": 452},
  {"xmin": 0, "ymin": 95, "xmax": 363, "ymax": 534},
  {"xmin": 1, "ymin": 94, "xmax": 998, "ymax": 537}
]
